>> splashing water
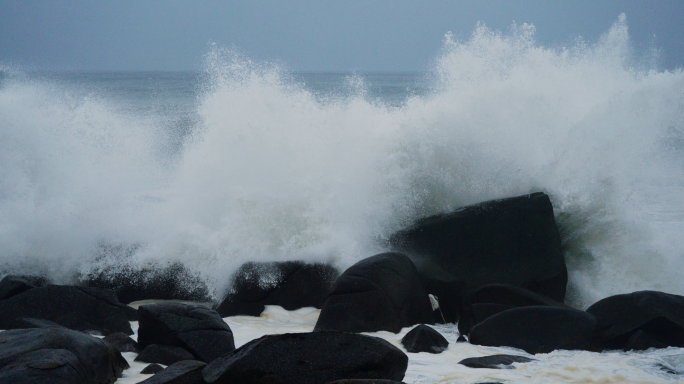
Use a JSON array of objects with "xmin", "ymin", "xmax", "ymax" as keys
[{"xmin": 0, "ymin": 16, "xmax": 683, "ymax": 304}]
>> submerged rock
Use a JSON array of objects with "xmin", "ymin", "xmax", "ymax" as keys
[
  {"xmin": 388, "ymin": 192, "xmax": 567, "ymax": 302},
  {"xmin": 469, "ymin": 306, "xmax": 603, "ymax": 354},
  {"xmin": 458, "ymin": 284, "xmax": 568, "ymax": 335},
  {"xmin": 586, "ymin": 290, "xmax": 684, "ymax": 350},
  {"xmin": 139, "ymin": 360, "xmax": 207, "ymax": 384},
  {"xmin": 314, "ymin": 253, "xmax": 433, "ymax": 333},
  {"xmin": 203, "ymin": 331, "xmax": 408, "ymax": 384},
  {"xmin": 458, "ymin": 354, "xmax": 535, "ymax": 369},
  {"xmin": 0, "ymin": 285, "xmax": 133, "ymax": 335},
  {"xmin": 400, "ymin": 324, "xmax": 449, "ymax": 354},
  {"xmin": 216, "ymin": 261, "xmax": 339, "ymax": 317},
  {"xmin": 138, "ymin": 302, "xmax": 235, "ymax": 363},
  {"xmin": 0, "ymin": 327, "xmax": 128, "ymax": 384}
]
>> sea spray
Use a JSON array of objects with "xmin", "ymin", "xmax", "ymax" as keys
[{"xmin": 0, "ymin": 16, "xmax": 683, "ymax": 305}]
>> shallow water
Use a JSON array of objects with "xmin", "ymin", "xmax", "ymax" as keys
[{"xmin": 117, "ymin": 305, "xmax": 683, "ymax": 384}]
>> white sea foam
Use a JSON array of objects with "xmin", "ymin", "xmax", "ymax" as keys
[{"xmin": 0, "ymin": 16, "xmax": 683, "ymax": 305}]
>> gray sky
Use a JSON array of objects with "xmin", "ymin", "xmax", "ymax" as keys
[{"xmin": 1, "ymin": 0, "xmax": 682, "ymax": 72}]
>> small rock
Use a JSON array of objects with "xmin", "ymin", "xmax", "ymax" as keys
[
  {"xmin": 141, "ymin": 363, "xmax": 165, "ymax": 374},
  {"xmin": 139, "ymin": 360, "xmax": 206, "ymax": 384},
  {"xmin": 401, "ymin": 324, "xmax": 448, "ymax": 354}
]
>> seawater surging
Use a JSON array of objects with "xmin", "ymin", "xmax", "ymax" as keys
[{"xmin": 0, "ymin": 16, "xmax": 683, "ymax": 306}]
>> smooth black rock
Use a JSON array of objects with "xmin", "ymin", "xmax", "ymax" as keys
[
  {"xmin": 314, "ymin": 253, "xmax": 434, "ymax": 333},
  {"xmin": 586, "ymin": 290, "xmax": 684, "ymax": 350},
  {"xmin": 103, "ymin": 332, "xmax": 140, "ymax": 353},
  {"xmin": 458, "ymin": 354, "xmax": 535, "ymax": 369},
  {"xmin": 139, "ymin": 360, "xmax": 207, "ymax": 384},
  {"xmin": 388, "ymin": 192, "xmax": 567, "ymax": 302},
  {"xmin": 138, "ymin": 302, "xmax": 235, "ymax": 363},
  {"xmin": 202, "ymin": 331, "xmax": 408, "ymax": 384},
  {"xmin": 0, "ymin": 275, "xmax": 36, "ymax": 300},
  {"xmin": 457, "ymin": 335, "xmax": 467, "ymax": 343},
  {"xmin": 0, "ymin": 327, "xmax": 129, "ymax": 384},
  {"xmin": 412, "ymin": 259, "xmax": 467, "ymax": 324},
  {"xmin": 84, "ymin": 261, "xmax": 211, "ymax": 304},
  {"xmin": 458, "ymin": 284, "xmax": 568, "ymax": 335},
  {"xmin": 141, "ymin": 363, "xmax": 165, "ymax": 375},
  {"xmin": 136, "ymin": 344, "xmax": 196, "ymax": 366},
  {"xmin": 469, "ymin": 306, "xmax": 603, "ymax": 354},
  {"xmin": 216, "ymin": 261, "xmax": 339, "ymax": 317},
  {"xmin": 0, "ymin": 285, "xmax": 133, "ymax": 335},
  {"xmin": 11, "ymin": 317, "xmax": 66, "ymax": 329},
  {"xmin": 401, "ymin": 324, "xmax": 449, "ymax": 354}
]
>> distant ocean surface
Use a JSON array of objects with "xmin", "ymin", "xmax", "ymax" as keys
[{"xmin": 1, "ymin": 17, "xmax": 684, "ymax": 311}]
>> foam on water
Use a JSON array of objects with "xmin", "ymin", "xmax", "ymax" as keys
[{"xmin": 1, "ymin": 16, "xmax": 683, "ymax": 305}]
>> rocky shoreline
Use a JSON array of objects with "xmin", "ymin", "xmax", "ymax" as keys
[{"xmin": 1, "ymin": 192, "xmax": 683, "ymax": 383}]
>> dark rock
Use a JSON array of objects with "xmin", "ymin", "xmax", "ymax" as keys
[
  {"xmin": 326, "ymin": 381, "xmax": 405, "ymax": 384},
  {"xmin": 138, "ymin": 302, "xmax": 235, "ymax": 363},
  {"xmin": 401, "ymin": 324, "xmax": 448, "ymax": 354},
  {"xmin": 388, "ymin": 192, "xmax": 567, "ymax": 302},
  {"xmin": 0, "ymin": 285, "xmax": 133, "ymax": 335},
  {"xmin": 412, "ymin": 259, "xmax": 467, "ymax": 324},
  {"xmin": 586, "ymin": 290, "xmax": 684, "ymax": 350},
  {"xmin": 84, "ymin": 261, "xmax": 211, "ymax": 304},
  {"xmin": 655, "ymin": 363, "xmax": 679, "ymax": 375},
  {"xmin": 216, "ymin": 261, "xmax": 339, "ymax": 317},
  {"xmin": 11, "ymin": 317, "xmax": 66, "ymax": 329},
  {"xmin": 314, "ymin": 253, "xmax": 434, "ymax": 333},
  {"xmin": 458, "ymin": 284, "xmax": 567, "ymax": 335},
  {"xmin": 0, "ymin": 275, "xmax": 36, "ymax": 300},
  {"xmin": 141, "ymin": 364, "xmax": 165, "ymax": 375},
  {"xmin": 136, "ymin": 344, "xmax": 196, "ymax": 366},
  {"xmin": 103, "ymin": 332, "xmax": 140, "ymax": 353},
  {"xmin": 469, "ymin": 306, "xmax": 603, "ymax": 354},
  {"xmin": 202, "ymin": 331, "xmax": 408, "ymax": 384},
  {"xmin": 139, "ymin": 360, "xmax": 207, "ymax": 384},
  {"xmin": 0, "ymin": 327, "xmax": 128, "ymax": 384},
  {"xmin": 457, "ymin": 335, "xmax": 467, "ymax": 343},
  {"xmin": 458, "ymin": 354, "xmax": 535, "ymax": 369}
]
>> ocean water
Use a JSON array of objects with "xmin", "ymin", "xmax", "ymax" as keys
[{"xmin": 1, "ymin": 16, "xmax": 684, "ymax": 309}]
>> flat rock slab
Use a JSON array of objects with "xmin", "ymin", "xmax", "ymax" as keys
[
  {"xmin": 586, "ymin": 290, "xmax": 684, "ymax": 350},
  {"xmin": 401, "ymin": 324, "xmax": 449, "ymax": 354},
  {"xmin": 458, "ymin": 354, "xmax": 535, "ymax": 369},
  {"xmin": 202, "ymin": 331, "xmax": 408, "ymax": 384},
  {"xmin": 138, "ymin": 302, "xmax": 235, "ymax": 363},
  {"xmin": 0, "ymin": 327, "xmax": 129, "ymax": 384},
  {"xmin": 0, "ymin": 285, "xmax": 133, "ymax": 335},
  {"xmin": 216, "ymin": 261, "xmax": 338, "ymax": 317},
  {"xmin": 139, "ymin": 360, "xmax": 207, "ymax": 384},
  {"xmin": 469, "ymin": 306, "xmax": 603, "ymax": 354},
  {"xmin": 314, "ymin": 252, "xmax": 433, "ymax": 333}
]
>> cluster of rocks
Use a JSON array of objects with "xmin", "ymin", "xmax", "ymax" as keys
[{"xmin": 2, "ymin": 192, "xmax": 684, "ymax": 383}]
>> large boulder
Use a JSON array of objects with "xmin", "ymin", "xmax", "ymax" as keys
[
  {"xmin": 411, "ymin": 259, "xmax": 467, "ymax": 324},
  {"xmin": 388, "ymin": 192, "xmax": 566, "ymax": 302},
  {"xmin": 314, "ymin": 253, "xmax": 434, "ymax": 333},
  {"xmin": 138, "ymin": 302, "xmax": 235, "ymax": 363},
  {"xmin": 202, "ymin": 331, "xmax": 408, "ymax": 384},
  {"xmin": 216, "ymin": 261, "xmax": 339, "ymax": 317},
  {"xmin": 400, "ymin": 324, "xmax": 449, "ymax": 354},
  {"xmin": 458, "ymin": 284, "xmax": 568, "ymax": 335},
  {"xmin": 0, "ymin": 285, "xmax": 133, "ymax": 335},
  {"xmin": 469, "ymin": 306, "xmax": 603, "ymax": 354},
  {"xmin": 0, "ymin": 275, "xmax": 36, "ymax": 300},
  {"xmin": 0, "ymin": 327, "xmax": 128, "ymax": 384},
  {"xmin": 586, "ymin": 290, "xmax": 684, "ymax": 350},
  {"xmin": 83, "ymin": 262, "xmax": 211, "ymax": 304}
]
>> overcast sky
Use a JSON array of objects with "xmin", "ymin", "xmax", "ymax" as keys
[{"xmin": 1, "ymin": 0, "xmax": 683, "ymax": 72}]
